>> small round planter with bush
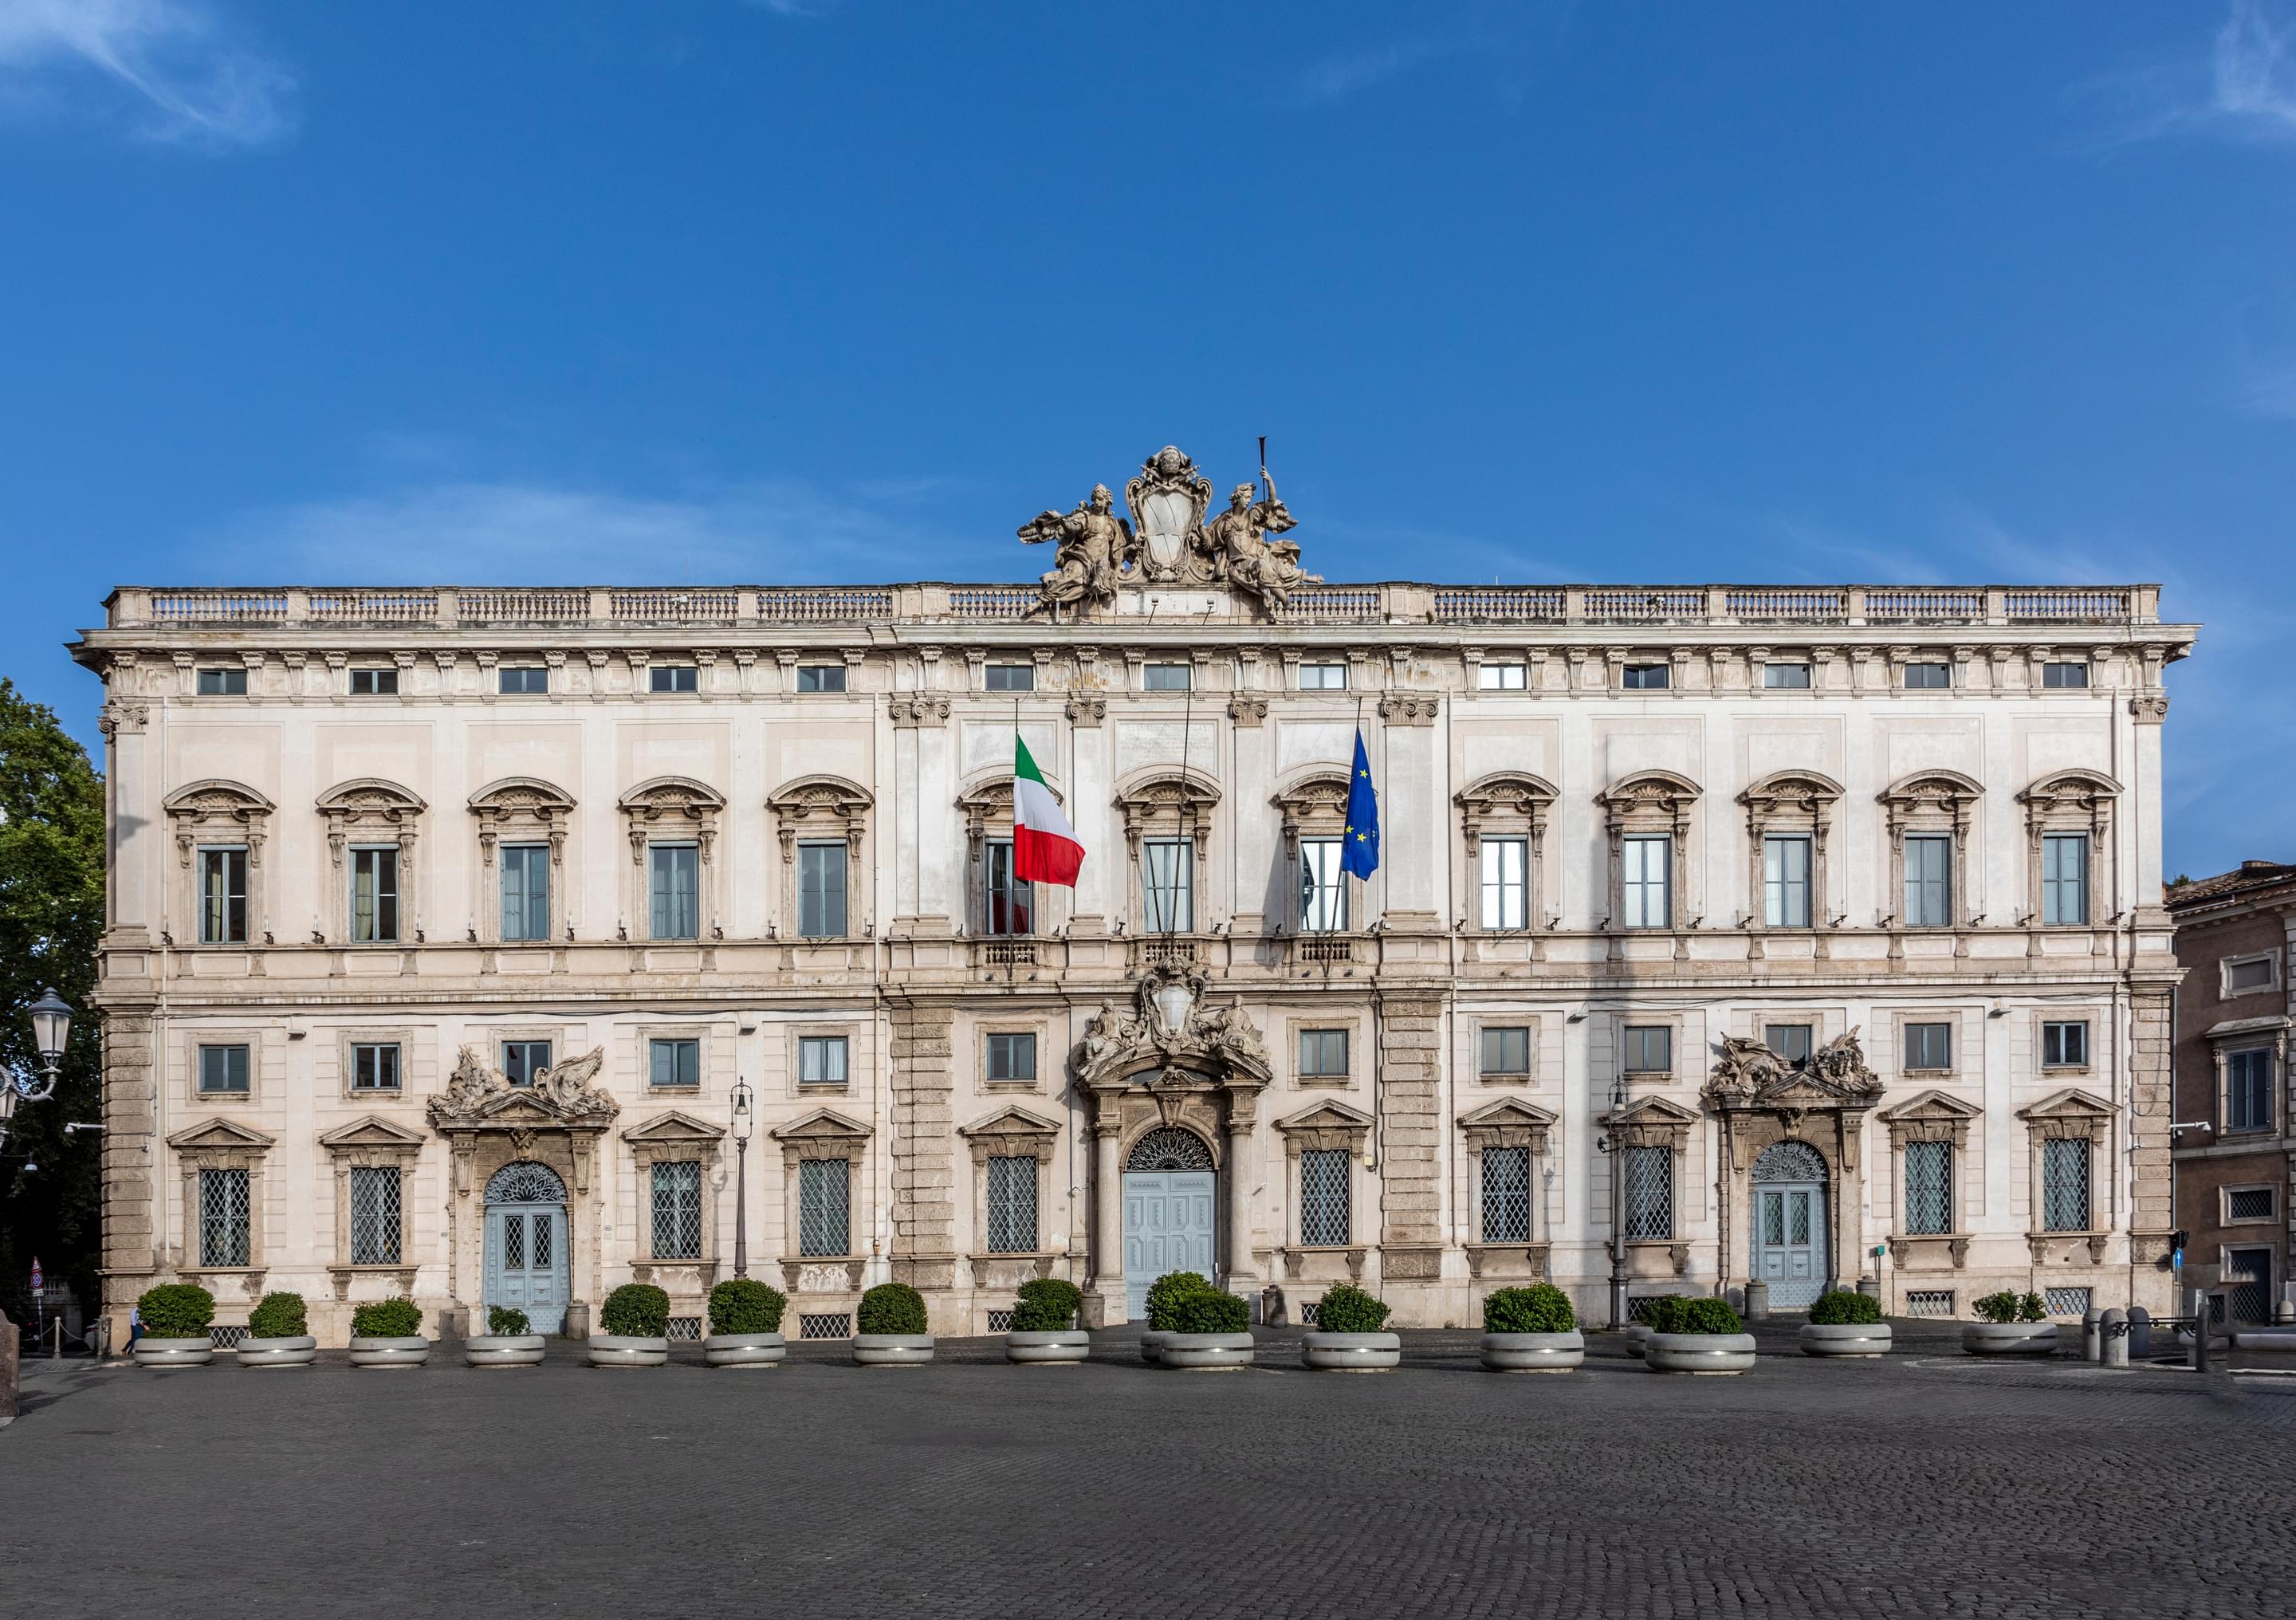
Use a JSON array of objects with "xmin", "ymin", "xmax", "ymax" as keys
[
  {"xmin": 704, "ymin": 1279, "xmax": 788, "ymax": 1367},
  {"xmin": 466, "ymin": 1306, "xmax": 545, "ymax": 1367},
  {"xmin": 853, "ymin": 1282, "xmax": 934, "ymax": 1365},
  {"xmin": 1962, "ymin": 1291, "xmax": 2057, "ymax": 1357},
  {"xmin": 237, "ymin": 1292, "xmax": 316, "ymax": 1367},
  {"xmin": 348, "ymin": 1300, "xmax": 431, "ymax": 1367},
  {"xmin": 1800, "ymin": 1289, "xmax": 1891, "ymax": 1358},
  {"xmin": 1148, "ymin": 1272, "xmax": 1253, "ymax": 1370},
  {"xmin": 1480, "ymin": 1284, "xmax": 1584, "ymax": 1372},
  {"xmin": 589, "ymin": 1284, "xmax": 671, "ymax": 1366},
  {"xmin": 1302, "ymin": 1284, "xmax": 1400, "ymax": 1371},
  {"xmin": 1643, "ymin": 1296, "xmax": 1757, "ymax": 1375},
  {"xmin": 1005, "ymin": 1278, "xmax": 1088, "ymax": 1364},
  {"xmin": 133, "ymin": 1284, "xmax": 217, "ymax": 1367}
]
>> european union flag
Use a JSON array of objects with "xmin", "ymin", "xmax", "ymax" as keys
[{"xmin": 1342, "ymin": 729, "xmax": 1380, "ymax": 879}]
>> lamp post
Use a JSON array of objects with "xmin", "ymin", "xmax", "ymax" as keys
[
  {"xmin": 1595, "ymin": 1071, "xmax": 1630, "ymax": 1331},
  {"xmin": 1, "ymin": 987, "xmax": 73, "ymax": 1155},
  {"xmin": 730, "ymin": 1078, "xmax": 753, "ymax": 1279}
]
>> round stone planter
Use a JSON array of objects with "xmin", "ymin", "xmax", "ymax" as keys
[
  {"xmin": 1005, "ymin": 1330, "xmax": 1091, "ymax": 1365},
  {"xmin": 2231, "ymin": 1330, "xmax": 2296, "ymax": 1352},
  {"xmin": 1301, "ymin": 1331, "xmax": 1402, "ymax": 1372},
  {"xmin": 852, "ymin": 1333, "xmax": 935, "ymax": 1366},
  {"xmin": 1138, "ymin": 1331, "xmax": 1167, "ymax": 1365},
  {"xmin": 235, "ymin": 1335, "xmax": 316, "ymax": 1368},
  {"xmin": 1480, "ymin": 1331, "xmax": 1585, "ymax": 1373},
  {"xmin": 465, "ymin": 1334, "xmax": 545, "ymax": 1368},
  {"xmin": 1961, "ymin": 1322, "xmax": 2059, "ymax": 1358},
  {"xmin": 1645, "ymin": 1331, "xmax": 1759, "ymax": 1375},
  {"xmin": 587, "ymin": 1335, "xmax": 670, "ymax": 1368},
  {"xmin": 1159, "ymin": 1331, "xmax": 1255, "ymax": 1371},
  {"xmin": 348, "ymin": 1335, "xmax": 431, "ymax": 1369},
  {"xmin": 1622, "ymin": 1323, "xmax": 1653, "ymax": 1359},
  {"xmin": 704, "ymin": 1331, "xmax": 788, "ymax": 1367},
  {"xmin": 132, "ymin": 1338, "xmax": 214, "ymax": 1368},
  {"xmin": 1799, "ymin": 1322, "xmax": 1892, "ymax": 1359}
]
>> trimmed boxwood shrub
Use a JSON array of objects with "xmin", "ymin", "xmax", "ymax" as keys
[
  {"xmin": 1313, "ymin": 1284, "xmax": 1391, "ymax": 1334},
  {"xmin": 1808, "ymin": 1289, "xmax": 1882, "ymax": 1326},
  {"xmin": 486, "ymin": 1306, "xmax": 531, "ymax": 1335},
  {"xmin": 600, "ymin": 1283, "xmax": 670, "ymax": 1337},
  {"xmin": 858, "ymin": 1282, "xmax": 928, "ymax": 1335},
  {"xmin": 138, "ymin": 1283, "xmax": 215, "ymax": 1339},
  {"xmin": 1166, "ymin": 1288, "xmax": 1249, "ymax": 1335},
  {"xmin": 1974, "ymin": 1290, "xmax": 2048, "ymax": 1324},
  {"xmin": 708, "ymin": 1279, "xmax": 788, "ymax": 1336},
  {"xmin": 246, "ymin": 1292, "xmax": 307, "ymax": 1339},
  {"xmin": 1011, "ymin": 1277, "xmax": 1083, "ymax": 1332},
  {"xmin": 1484, "ymin": 1284, "xmax": 1575, "ymax": 1335},
  {"xmin": 1144, "ymin": 1270, "xmax": 1214, "ymax": 1331},
  {"xmin": 1645, "ymin": 1296, "xmax": 1742, "ymax": 1335},
  {"xmin": 351, "ymin": 1299, "xmax": 422, "ymax": 1339}
]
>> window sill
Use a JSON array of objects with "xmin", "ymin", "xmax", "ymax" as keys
[
  {"xmin": 344, "ymin": 1087, "xmax": 406, "ymax": 1101},
  {"xmin": 1478, "ymin": 1071, "xmax": 1534, "ymax": 1085},
  {"xmin": 1622, "ymin": 1069, "xmax": 1673, "ymax": 1083},
  {"xmin": 1900, "ymin": 1068, "xmax": 1954, "ymax": 1080},
  {"xmin": 795, "ymin": 1084, "xmax": 850, "ymax": 1096},
  {"xmin": 1297, "ymin": 1076, "xmax": 1352, "ymax": 1089},
  {"xmin": 2220, "ymin": 1127, "xmax": 2278, "ymax": 1140},
  {"xmin": 2040, "ymin": 1065, "xmax": 2091, "ymax": 1077},
  {"xmin": 982, "ymin": 1080, "xmax": 1040, "ymax": 1093},
  {"xmin": 194, "ymin": 1090, "xmax": 255, "ymax": 1103}
]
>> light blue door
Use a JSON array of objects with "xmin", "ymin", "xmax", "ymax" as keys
[
  {"xmin": 1122, "ymin": 1171, "xmax": 1216, "ymax": 1321},
  {"xmin": 482, "ymin": 1160, "xmax": 570, "ymax": 1335},
  {"xmin": 1754, "ymin": 1183, "xmax": 1826, "ymax": 1309}
]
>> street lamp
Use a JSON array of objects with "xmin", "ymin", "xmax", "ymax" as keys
[
  {"xmin": 1595, "ymin": 1071, "xmax": 1630, "ymax": 1331},
  {"xmin": 730, "ymin": 1078, "xmax": 753, "ymax": 1279},
  {"xmin": 2, "ymin": 987, "xmax": 73, "ymax": 1151}
]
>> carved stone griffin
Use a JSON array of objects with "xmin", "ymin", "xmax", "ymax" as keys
[
  {"xmin": 429, "ymin": 1044, "xmax": 621, "ymax": 1130},
  {"xmin": 1703, "ymin": 1026, "xmax": 1883, "ymax": 1111}
]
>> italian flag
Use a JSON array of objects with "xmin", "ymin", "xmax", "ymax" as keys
[{"xmin": 1013, "ymin": 733, "xmax": 1083, "ymax": 887}]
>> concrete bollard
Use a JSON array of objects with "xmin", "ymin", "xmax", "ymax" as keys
[
  {"xmin": 2128, "ymin": 1306, "xmax": 2151, "ymax": 1359},
  {"xmin": 2278, "ymin": 1298, "xmax": 2295, "ymax": 1327},
  {"xmin": 2083, "ymin": 1306, "xmax": 2104, "ymax": 1363},
  {"xmin": 1743, "ymin": 1280, "xmax": 1770, "ymax": 1323},
  {"xmin": 2101, "ymin": 1308, "xmax": 2129, "ymax": 1368},
  {"xmin": 1856, "ymin": 1276, "xmax": 1881, "ymax": 1300}
]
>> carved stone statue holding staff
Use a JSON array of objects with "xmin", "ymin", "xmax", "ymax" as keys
[
  {"xmin": 1018, "ymin": 483, "xmax": 1134, "ymax": 617},
  {"xmin": 1200, "ymin": 454, "xmax": 1319, "ymax": 614}
]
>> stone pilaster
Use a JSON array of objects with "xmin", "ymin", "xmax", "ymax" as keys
[
  {"xmin": 2127, "ymin": 977, "xmax": 2178, "ymax": 1311},
  {"xmin": 1377, "ymin": 995, "xmax": 1445, "ymax": 1279},
  {"xmin": 887, "ymin": 1001, "xmax": 958, "ymax": 1296},
  {"xmin": 98, "ymin": 1004, "xmax": 159, "ymax": 1328}
]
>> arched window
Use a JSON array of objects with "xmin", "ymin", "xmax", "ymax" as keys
[
  {"xmin": 485, "ymin": 1161, "xmax": 568, "ymax": 1204},
  {"xmin": 1751, "ymin": 1140, "xmax": 1828, "ymax": 1184},
  {"xmin": 1126, "ymin": 1127, "xmax": 1215, "ymax": 1172}
]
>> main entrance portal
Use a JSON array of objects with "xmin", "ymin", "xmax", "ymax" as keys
[
  {"xmin": 1751, "ymin": 1140, "xmax": 1828, "ymax": 1308},
  {"xmin": 1122, "ymin": 1127, "xmax": 1216, "ymax": 1320},
  {"xmin": 484, "ymin": 1161, "xmax": 570, "ymax": 1335}
]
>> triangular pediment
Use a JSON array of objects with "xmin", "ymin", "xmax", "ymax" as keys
[
  {"xmin": 2016, "ymin": 1087, "xmax": 2117, "ymax": 1124},
  {"xmin": 166, "ymin": 1117, "xmax": 275, "ymax": 1150},
  {"xmin": 623, "ymin": 1109, "xmax": 726, "ymax": 1146},
  {"xmin": 1603, "ymin": 1095, "xmax": 1700, "ymax": 1127},
  {"xmin": 1877, "ymin": 1088, "xmax": 1983, "ymax": 1126},
  {"xmin": 1752, "ymin": 1069, "xmax": 1873, "ymax": 1108},
  {"xmin": 1457, "ymin": 1096, "xmax": 1559, "ymax": 1130},
  {"xmin": 475, "ymin": 1088, "xmax": 568, "ymax": 1124},
  {"xmin": 770, "ymin": 1107, "xmax": 873, "ymax": 1144},
  {"xmin": 316, "ymin": 1115, "xmax": 427, "ymax": 1150},
  {"xmin": 1276, "ymin": 1099, "xmax": 1374, "ymax": 1134},
  {"xmin": 959, "ymin": 1105, "xmax": 1062, "ymax": 1142}
]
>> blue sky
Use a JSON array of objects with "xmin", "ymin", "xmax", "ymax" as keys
[{"xmin": 2, "ymin": 1, "xmax": 2291, "ymax": 877}]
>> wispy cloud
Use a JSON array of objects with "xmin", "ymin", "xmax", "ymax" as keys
[
  {"xmin": 0, "ymin": 0, "xmax": 294, "ymax": 149},
  {"xmin": 741, "ymin": 0, "xmax": 839, "ymax": 17},
  {"xmin": 2212, "ymin": 0, "xmax": 2296, "ymax": 140},
  {"xmin": 2085, "ymin": 1, "xmax": 2296, "ymax": 150},
  {"xmin": 1292, "ymin": 36, "xmax": 1457, "ymax": 107}
]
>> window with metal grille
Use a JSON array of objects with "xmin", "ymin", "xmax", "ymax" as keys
[
  {"xmin": 349, "ymin": 666, "xmax": 398, "ymax": 695},
  {"xmin": 2044, "ymin": 1286, "xmax": 2092, "ymax": 1316},
  {"xmin": 2041, "ymin": 834, "xmax": 2090, "ymax": 926},
  {"xmin": 1903, "ymin": 834, "xmax": 1952, "ymax": 927},
  {"xmin": 666, "ymin": 1316, "xmax": 704, "ymax": 1341},
  {"xmin": 985, "ymin": 1154, "xmax": 1038, "ymax": 1253},
  {"xmin": 502, "ymin": 1040, "xmax": 551, "ymax": 1086},
  {"xmin": 985, "ymin": 1032, "xmax": 1035, "ymax": 1083},
  {"xmin": 2228, "ymin": 1048, "xmax": 2274, "ymax": 1132},
  {"xmin": 984, "ymin": 839, "xmax": 1034, "ymax": 936},
  {"xmin": 1623, "ymin": 1146, "xmax": 1673, "ymax": 1240},
  {"xmin": 1904, "ymin": 1140, "xmax": 1952, "ymax": 1234},
  {"xmin": 350, "ymin": 1165, "xmax": 402, "ymax": 1264},
  {"xmin": 799, "ymin": 841, "xmax": 847, "ymax": 938},
  {"xmin": 199, "ymin": 847, "xmax": 249, "ymax": 943},
  {"xmin": 1298, "ymin": 1028, "xmax": 1349, "ymax": 1079},
  {"xmin": 1478, "ymin": 663, "xmax": 1527, "ymax": 690},
  {"xmin": 1299, "ymin": 838, "xmax": 1347, "ymax": 933},
  {"xmin": 1904, "ymin": 1022, "xmax": 1952, "ymax": 1071},
  {"xmin": 984, "ymin": 663, "xmax": 1033, "ymax": 692},
  {"xmin": 199, "ymin": 1044, "xmax": 250, "ymax": 1094},
  {"xmin": 209, "ymin": 1325, "xmax": 249, "ymax": 1348},
  {"xmin": 2042, "ymin": 1020, "xmax": 2089, "ymax": 1068},
  {"xmin": 986, "ymin": 1309, "xmax": 1015, "ymax": 1332},
  {"xmin": 798, "ymin": 1158, "xmax": 851, "ymax": 1256},
  {"xmin": 1299, "ymin": 663, "xmax": 1347, "ymax": 690},
  {"xmin": 648, "ymin": 1037, "xmax": 700, "ymax": 1088},
  {"xmin": 2228, "ymin": 1186, "xmax": 2277, "ymax": 1222},
  {"xmin": 798, "ymin": 1036, "xmax": 848, "ymax": 1088},
  {"xmin": 1300, "ymin": 1148, "xmax": 1351, "ymax": 1245},
  {"xmin": 1763, "ymin": 835, "xmax": 1812, "ymax": 927},
  {"xmin": 1763, "ymin": 662, "xmax": 1811, "ymax": 689},
  {"xmin": 1904, "ymin": 662, "xmax": 1950, "ymax": 690},
  {"xmin": 1621, "ymin": 835, "xmax": 1670, "ymax": 928},
  {"xmin": 651, "ymin": 1161, "xmax": 702, "ymax": 1258},
  {"xmin": 800, "ymin": 1312, "xmax": 851, "ymax": 1339},
  {"xmin": 796, "ymin": 665, "xmax": 846, "ymax": 693},
  {"xmin": 1480, "ymin": 836, "xmax": 1528, "ymax": 931},
  {"xmin": 199, "ymin": 1167, "xmax": 250, "ymax": 1266},
  {"xmin": 2042, "ymin": 1138, "xmax": 2091, "ymax": 1231},
  {"xmin": 498, "ymin": 844, "xmax": 550, "ymax": 942},
  {"xmin": 1142, "ymin": 839, "xmax": 1194, "ymax": 933},
  {"xmin": 352, "ymin": 1042, "xmax": 399, "ymax": 1091},
  {"xmin": 1622, "ymin": 663, "xmax": 1668, "ymax": 690},
  {"xmin": 1480, "ymin": 1025, "xmax": 1530, "ymax": 1075},
  {"xmin": 649, "ymin": 665, "xmax": 698, "ymax": 693},
  {"xmin": 1142, "ymin": 663, "xmax": 1190, "ymax": 690},
  {"xmin": 350, "ymin": 846, "xmax": 399, "ymax": 943},
  {"xmin": 1622, "ymin": 1024, "xmax": 1671, "ymax": 1075},
  {"xmin": 1480, "ymin": 1145, "xmax": 1531, "ymax": 1242},
  {"xmin": 2042, "ymin": 661, "xmax": 2089, "ymax": 689},
  {"xmin": 196, "ymin": 666, "xmax": 247, "ymax": 695},
  {"xmin": 1905, "ymin": 1289, "xmax": 1955, "ymax": 1317},
  {"xmin": 1766, "ymin": 1024, "xmax": 1813, "ymax": 1067}
]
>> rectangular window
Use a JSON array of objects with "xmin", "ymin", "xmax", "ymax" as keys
[
  {"xmin": 985, "ymin": 1032, "xmax": 1036, "ymax": 1083},
  {"xmin": 1299, "ymin": 1028, "xmax": 1350, "ymax": 1079},
  {"xmin": 199, "ymin": 1167, "xmax": 251, "ymax": 1266},
  {"xmin": 500, "ymin": 844, "xmax": 550, "ymax": 942},
  {"xmin": 1904, "ymin": 661, "xmax": 1951, "ymax": 690},
  {"xmin": 651, "ymin": 1161, "xmax": 702, "ymax": 1258},
  {"xmin": 1142, "ymin": 663, "xmax": 1191, "ymax": 691},
  {"xmin": 1621, "ymin": 663, "xmax": 1669, "ymax": 690},
  {"xmin": 649, "ymin": 843, "xmax": 700, "ymax": 939},
  {"xmin": 798, "ymin": 1035, "xmax": 848, "ymax": 1087},
  {"xmin": 2042, "ymin": 1020, "xmax": 2089, "ymax": 1068},
  {"xmin": 984, "ymin": 663, "xmax": 1034, "ymax": 693},
  {"xmin": 1763, "ymin": 834, "xmax": 1812, "ymax": 927},
  {"xmin": 502, "ymin": 1040, "xmax": 551, "ymax": 1087},
  {"xmin": 199, "ymin": 847, "xmax": 250, "ymax": 944},
  {"xmin": 198, "ymin": 1044, "xmax": 251, "ymax": 1094},
  {"xmin": 1763, "ymin": 663, "xmax": 1811, "ymax": 690},
  {"xmin": 1299, "ymin": 838, "xmax": 1347, "ymax": 933},
  {"xmin": 1299, "ymin": 1148, "xmax": 1351, "ymax": 1245},
  {"xmin": 2042, "ymin": 1137, "xmax": 2091, "ymax": 1231},
  {"xmin": 351, "ymin": 1043, "xmax": 400, "ymax": 1092},
  {"xmin": 1480, "ymin": 836, "xmax": 1528, "ymax": 931},
  {"xmin": 796, "ymin": 664, "xmax": 846, "ymax": 694},
  {"xmin": 1766, "ymin": 1023, "xmax": 1813, "ymax": 1067},
  {"xmin": 1903, "ymin": 834, "xmax": 1952, "ymax": 928},
  {"xmin": 798, "ymin": 841, "xmax": 847, "ymax": 938},
  {"xmin": 649, "ymin": 665, "xmax": 699, "ymax": 694},
  {"xmin": 349, "ymin": 846, "xmax": 399, "ymax": 943},
  {"xmin": 1480, "ymin": 1145, "xmax": 1531, "ymax": 1243},
  {"xmin": 797, "ymin": 1158, "xmax": 851, "ymax": 1256},
  {"xmin": 985, "ymin": 1154, "xmax": 1039, "ymax": 1254},
  {"xmin": 2228, "ymin": 1048, "xmax": 2274, "ymax": 1133},
  {"xmin": 649, "ymin": 1037, "xmax": 700, "ymax": 1088},
  {"xmin": 1904, "ymin": 1022, "xmax": 1953, "ymax": 1072},
  {"xmin": 498, "ymin": 666, "xmax": 548, "ymax": 694},
  {"xmin": 349, "ymin": 1165, "xmax": 401, "ymax": 1264},
  {"xmin": 1142, "ymin": 839, "xmax": 1193, "ymax": 934},
  {"xmin": 1479, "ymin": 1025, "xmax": 1530, "ymax": 1075},
  {"xmin": 1621, "ymin": 835, "xmax": 1671, "ymax": 929},
  {"xmin": 1478, "ymin": 663, "xmax": 1527, "ymax": 690},
  {"xmin": 2227, "ymin": 956, "xmax": 2277, "ymax": 993},
  {"xmin": 1904, "ymin": 1140, "xmax": 1953, "ymax": 1235},
  {"xmin": 2041, "ymin": 834, "xmax": 2090, "ymax": 926},
  {"xmin": 1622, "ymin": 1024, "xmax": 1672, "ymax": 1075},
  {"xmin": 984, "ymin": 839, "xmax": 1034, "ymax": 936},
  {"xmin": 2042, "ymin": 661, "xmax": 2090, "ymax": 690},
  {"xmin": 2228, "ymin": 1186, "xmax": 2277, "ymax": 1222},
  {"xmin": 348, "ymin": 667, "xmax": 399, "ymax": 695},
  {"xmin": 195, "ymin": 666, "xmax": 247, "ymax": 696},
  {"xmin": 1299, "ymin": 663, "xmax": 1347, "ymax": 690},
  {"xmin": 1623, "ymin": 1146, "xmax": 1673, "ymax": 1240}
]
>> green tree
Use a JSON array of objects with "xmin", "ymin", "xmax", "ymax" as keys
[{"xmin": 0, "ymin": 679, "xmax": 104, "ymax": 1332}]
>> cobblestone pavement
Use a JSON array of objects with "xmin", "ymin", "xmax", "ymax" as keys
[{"xmin": 5, "ymin": 1326, "xmax": 2292, "ymax": 1619}]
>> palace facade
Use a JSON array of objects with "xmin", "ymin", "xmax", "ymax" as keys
[{"xmin": 72, "ymin": 450, "xmax": 2196, "ymax": 1344}]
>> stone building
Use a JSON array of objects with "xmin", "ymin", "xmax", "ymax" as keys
[
  {"xmin": 71, "ymin": 447, "xmax": 2194, "ymax": 1345},
  {"xmin": 2168, "ymin": 859, "xmax": 2295, "ymax": 1323}
]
